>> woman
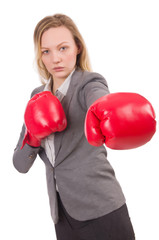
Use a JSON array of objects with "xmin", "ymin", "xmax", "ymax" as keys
[{"xmin": 13, "ymin": 14, "xmax": 136, "ymax": 240}]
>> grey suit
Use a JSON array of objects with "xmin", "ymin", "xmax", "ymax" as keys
[{"xmin": 13, "ymin": 69, "xmax": 125, "ymax": 224}]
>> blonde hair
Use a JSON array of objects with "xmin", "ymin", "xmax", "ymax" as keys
[{"xmin": 33, "ymin": 14, "xmax": 92, "ymax": 84}]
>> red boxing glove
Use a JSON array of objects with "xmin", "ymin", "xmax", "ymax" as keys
[
  {"xmin": 84, "ymin": 92, "xmax": 156, "ymax": 150},
  {"xmin": 21, "ymin": 91, "xmax": 67, "ymax": 149}
]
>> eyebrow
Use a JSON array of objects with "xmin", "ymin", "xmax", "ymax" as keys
[{"xmin": 41, "ymin": 41, "xmax": 70, "ymax": 49}]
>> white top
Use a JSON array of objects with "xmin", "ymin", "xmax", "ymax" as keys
[{"xmin": 41, "ymin": 69, "xmax": 75, "ymax": 167}]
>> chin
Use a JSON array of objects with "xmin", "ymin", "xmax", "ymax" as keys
[{"xmin": 53, "ymin": 72, "xmax": 68, "ymax": 80}]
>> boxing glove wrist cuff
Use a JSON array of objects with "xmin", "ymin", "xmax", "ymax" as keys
[{"xmin": 21, "ymin": 130, "xmax": 41, "ymax": 149}]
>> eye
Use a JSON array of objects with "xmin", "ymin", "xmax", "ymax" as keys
[
  {"xmin": 41, "ymin": 50, "xmax": 49, "ymax": 54},
  {"xmin": 59, "ymin": 46, "xmax": 67, "ymax": 52}
]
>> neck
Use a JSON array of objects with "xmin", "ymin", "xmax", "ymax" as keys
[{"xmin": 52, "ymin": 78, "xmax": 65, "ymax": 94}]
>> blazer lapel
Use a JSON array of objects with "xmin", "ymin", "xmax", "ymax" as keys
[{"xmin": 54, "ymin": 69, "xmax": 83, "ymax": 163}]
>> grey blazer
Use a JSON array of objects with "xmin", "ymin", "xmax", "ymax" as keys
[{"xmin": 13, "ymin": 69, "xmax": 125, "ymax": 224}]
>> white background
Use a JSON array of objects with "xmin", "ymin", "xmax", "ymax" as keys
[{"xmin": 0, "ymin": 0, "xmax": 159, "ymax": 239}]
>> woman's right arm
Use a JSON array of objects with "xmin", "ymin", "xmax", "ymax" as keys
[
  {"xmin": 13, "ymin": 123, "xmax": 40, "ymax": 173},
  {"xmin": 13, "ymin": 86, "xmax": 44, "ymax": 173}
]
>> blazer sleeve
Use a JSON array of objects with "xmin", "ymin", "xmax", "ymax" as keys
[
  {"xmin": 13, "ymin": 124, "xmax": 40, "ymax": 173},
  {"xmin": 12, "ymin": 86, "xmax": 44, "ymax": 173},
  {"xmin": 79, "ymin": 72, "xmax": 110, "ymax": 110}
]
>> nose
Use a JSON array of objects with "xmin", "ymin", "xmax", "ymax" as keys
[{"xmin": 51, "ymin": 51, "xmax": 61, "ymax": 64}]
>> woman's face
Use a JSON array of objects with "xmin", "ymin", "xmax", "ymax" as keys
[{"xmin": 41, "ymin": 26, "xmax": 80, "ymax": 82}]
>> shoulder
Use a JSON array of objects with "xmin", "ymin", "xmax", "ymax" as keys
[
  {"xmin": 73, "ymin": 69, "xmax": 110, "ymax": 109},
  {"xmin": 74, "ymin": 69, "xmax": 108, "ymax": 90},
  {"xmin": 30, "ymin": 85, "xmax": 45, "ymax": 98},
  {"xmin": 82, "ymin": 70, "xmax": 105, "ymax": 79}
]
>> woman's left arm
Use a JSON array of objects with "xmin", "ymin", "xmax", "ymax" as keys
[{"xmin": 79, "ymin": 72, "xmax": 110, "ymax": 110}]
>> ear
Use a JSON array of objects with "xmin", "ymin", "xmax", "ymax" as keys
[{"xmin": 77, "ymin": 43, "xmax": 82, "ymax": 54}]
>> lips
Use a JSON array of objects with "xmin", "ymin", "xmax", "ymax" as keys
[{"xmin": 53, "ymin": 67, "xmax": 64, "ymax": 72}]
